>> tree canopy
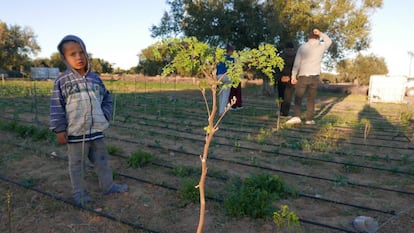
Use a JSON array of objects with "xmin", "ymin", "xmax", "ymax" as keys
[
  {"xmin": 151, "ymin": 0, "xmax": 383, "ymax": 66},
  {"xmin": 336, "ymin": 53, "xmax": 388, "ymax": 85},
  {"xmin": 0, "ymin": 21, "xmax": 40, "ymax": 71}
]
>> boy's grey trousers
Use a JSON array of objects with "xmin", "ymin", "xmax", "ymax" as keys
[{"xmin": 67, "ymin": 138, "xmax": 113, "ymax": 194}]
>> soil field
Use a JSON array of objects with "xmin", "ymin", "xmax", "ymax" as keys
[{"xmin": 1, "ymin": 79, "xmax": 414, "ymax": 233}]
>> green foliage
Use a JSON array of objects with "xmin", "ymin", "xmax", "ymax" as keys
[
  {"xmin": 145, "ymin": 36, "xmax": 283, "ymax": 82},
  {"xmin": 90, "ymin": 57, "xmax": 114, "ymax": 74},
  {"xmin": 172, "ymin": 166, "xmax": 200, "ymax": 177},
  {"xmin": 0, "ymin": 21, "xmax": 40, "ymax": 71},
  {"xmin": 151, "ymin": 0, "xmax": 281, "ymax": 50},
  {"xmin": 20, "ymin": 178, "xmax": 36, "ymax": 187},
  {"xmin": 224, "ymin": 173, "xmax": 296, "ymax": 218},
  {"xmin": 273, "ymin": 205, "xmax": 301, "ymax": 232},
  {"xmin": 106, "ymin": 145, "xmax": 124, "ymax": 156},
  {"xmin": 0, "ymin": 119, "xmax": 54, "ymax": 142},
  {"xmin": 241, "ymin": 44, "xmax": 284, "ymax": 82},
  {"xmin": 177, "ymin": 178, "xmax": 200, "ymax": 205},
  {"xmin": 342, "ymin": 161, "xmax": 364, "ymax": 173},
  {"xmin": 254, "ymin": 127, "xmax": 272, "ymax": 145},
  {"xmin": 151, "ymin": 0, "xmax": 383, "ymax": 66},
  {"xmin": 126, "ymin": 150, "xmax": 155, "ymax": 168},
  {"xmin": 300, "ymin": 138, "xmax": 330, "ymax": 152},
  {"xmin": 400, "ymin": 110, "xmax": 412, "ymax": 126},
  {"xmin": 334, "ymin": 174, "xmax": 349, "ymax": 186},
  {"xmin": 336, "ymin": 54, "xmax": 388, "ymax": 84}
]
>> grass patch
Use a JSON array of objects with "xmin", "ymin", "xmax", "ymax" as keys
[
  {"xmin": 106, "ymin": 145, "xmax": 124, "ymax": 156},
  {"xmin": 126, "ymin": 150, "xmax": 155, "ymax": 168},
  {"xmin": 177, "ymin": 178, "xmax": 199, "ymax": 206}
]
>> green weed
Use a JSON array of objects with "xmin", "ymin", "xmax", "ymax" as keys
[
  {"xmin": 172, "ymin": 166, "xmax": 200, "ymax": 177},
  {"xmin": 177, "ymin": 178, "xmax": 199, "ymax": 205},
  {"xmin": 19, "ymin": 178, "xmax": 36, "ymax": 187},
  {"xmin": 334, "ymin": 174, "xmax": 349, "ymax": 186},
  {"xmin": 106, "ymin": 145, "xmax": 124, "ymax": 156},
  {"xmin": 126, "ymin": 150, "xmax": 155, "ymax": 168},
  {"xmin": 224, "ymin": 173, "xmax": 296, "ymax": 218},
  {"xmin": 342, "ymin": 161, "xmax": 364, "ymax": 173},
  {"xmin": 273, "ymin": 205, "xmax": 301, "ymax": 232}
]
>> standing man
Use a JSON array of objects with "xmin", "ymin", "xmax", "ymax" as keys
[
  {"xmin": 286, "ymin": 28, "xmax": 332, "ymax": 125},
  {"xmin": 277, "ymin": 41, "xmax": 297, "ymax": 117}
]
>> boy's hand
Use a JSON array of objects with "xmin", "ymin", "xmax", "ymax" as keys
[
  {"xmin": 291, "ymin": 77, "xmax": 297, "ymax": 85},
  {"xmin": 56, "ymin": 132, "xmax": 68, "ymax": 144}
]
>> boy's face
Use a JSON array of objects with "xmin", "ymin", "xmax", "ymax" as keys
[{"xmin": 63, "ymin": 41, "xmax": 87, "ymax": 74}]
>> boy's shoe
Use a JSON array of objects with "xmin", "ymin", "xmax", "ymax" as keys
[
  {"xmin": 286, "ymin": 116, "xmax": 301, "ymax": 125},
  {"xmin": 73, "ymin": 191, "xmax": 91, "ymax": 206},
  {"xmin": 104, "ymin": 183, "xmax": 128, "ymax": 195},
  {"xmin": 305, "ymin": 120, "xmax": 316, "ymax": 125}
]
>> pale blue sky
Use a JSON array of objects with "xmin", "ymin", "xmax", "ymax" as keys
[{"xmin": 2, "ymin": 0, "xmax": 413, "ymax": 75}]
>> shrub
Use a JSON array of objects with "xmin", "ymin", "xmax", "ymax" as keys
[
  {"xmin": 224, "ymin": 173, "xmax": 296, "ymax": 218},
  {"xmin": 126, "ymin": 150, "xmax": 154, "ymax": 168},
  {"xmin": 177, "ymin": 178, "xmax": 199, "ymax": 205},
  {"xmin": 106, "ymin": 145, "xmax": 124, "ymax": 156}
]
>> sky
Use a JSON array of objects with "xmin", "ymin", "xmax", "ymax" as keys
[{"xmin": 1, "ymin": 0, "xmax": 413, "ymax": 76}]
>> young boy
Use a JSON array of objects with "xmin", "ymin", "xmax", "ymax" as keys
[{"xmin": 50, "ymin": 35, "xmax": 128, "ymax": 206}]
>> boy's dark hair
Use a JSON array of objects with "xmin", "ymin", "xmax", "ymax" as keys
[
  {"xmin": 226, "ymin": 44, "xmax": 235, "ymax": 52},
  {"xmin": 58, "ymin": 39, "xmax": 79, "ymax": 54}
]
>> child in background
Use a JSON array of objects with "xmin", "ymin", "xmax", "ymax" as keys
[{"xmin": 50, "ymin": 35, "xmax": 128, "ymax": 206}]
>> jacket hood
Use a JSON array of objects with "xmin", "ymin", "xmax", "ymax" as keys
[{"xmin": 57, "ymin": 35, "xmax": 91, "ymax": 73}]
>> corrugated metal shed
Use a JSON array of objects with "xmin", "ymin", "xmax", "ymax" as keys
[{"xmin": 30, "ymin": 67, "xmax": 60, "ymax": 80}]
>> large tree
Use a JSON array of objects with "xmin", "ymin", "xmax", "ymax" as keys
[
  {"xmin": 0, "ymin": 21, "xmax": 40, "ymax": 71},
  {"xmin": 336, "ymin": 53, "xmax": 388, "ymax": 85},
  {"xmin": 151, "ymin": 0, "xmax": 383, "ymax": 66}
]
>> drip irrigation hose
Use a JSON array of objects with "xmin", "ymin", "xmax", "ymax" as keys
[
  {"xmin": 111, "ymin": 122, "xmax": 414, "ymax": 176},
  {"xmin": 0, "ymin": 175, "xmax": 161, "ymax": 233},
  {"xmin": 2, "ymin": 142, "xmax": 365, "ymax": 233},
  {"xmin": 112, "ymin": 114, "xmax": 414, "ymax": 162},
  {"xmin": 121, "ymin": 95, "xmax": 410, "ymax": 137},
  {"xmin": 1, "ymin": 116, "xmax": 414, "ymax": 195},
  {"xmin": 47, "ymin": 144, "xmax": 399, "ymax": 216}
]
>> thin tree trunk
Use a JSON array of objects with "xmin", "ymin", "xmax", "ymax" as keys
[{"xmin": 196, "ymin": 84, "xmax": 218, "ymax": 233}]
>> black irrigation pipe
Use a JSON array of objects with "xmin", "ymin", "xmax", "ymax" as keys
[
  {"xmin": 2, "ymin": 114, "xmax": 414, "ymax": 191},
  {"xmin": 0, "ymin": 175, "xmax": 161, "ymax": 233},
  {"xmin": 143, "ymin": 142, "xmax": 414, "ymax": 196},
  {"xmin": 116, "ymin": 112, "xmax": 414, "ymax": 155},
  {"xmin": 113, "ymin": 113, "xmax": 414, "ymax": 158},
  {"xmin": 130, "ymin": 94, "xmax": 409, "ymax": 132},
  {"xmin": 98, "ymin": 130, "xmax": 414, "ymax": 198},
  {"xmin": 112, "ymin": 110, "xmax": 413, "ymax": 156},
  {"xmin": 2, "ymin": 114, "xmax": 413, "ymax": 192},
  {"xmin": 112, "ymin": 122, "xmax": 414, "ymax": 177},
  {"xmin": 3, "ymin": 141, "xmax": 384, "ymax": 233},
  {"xmin": 5, "ymin": 97, "xmax": 411, "ymax": 147},
  {"xmin": 285, "ymin": 126, "xmax": 412, "ymax": 143},
  {"xmin": 161, "ymin": 157, "xmax": 397, "ymax": 215},
  {"xmin": 40, "ymin": 144, "xmax": 395, "ymax": 215},
  {"xmin": 7, "ymin": 134, "xmax": 397, "ymax": 217},
  {"xmin": 4, "ymin": 90, "xmax": 408, "ymax": 136}
]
